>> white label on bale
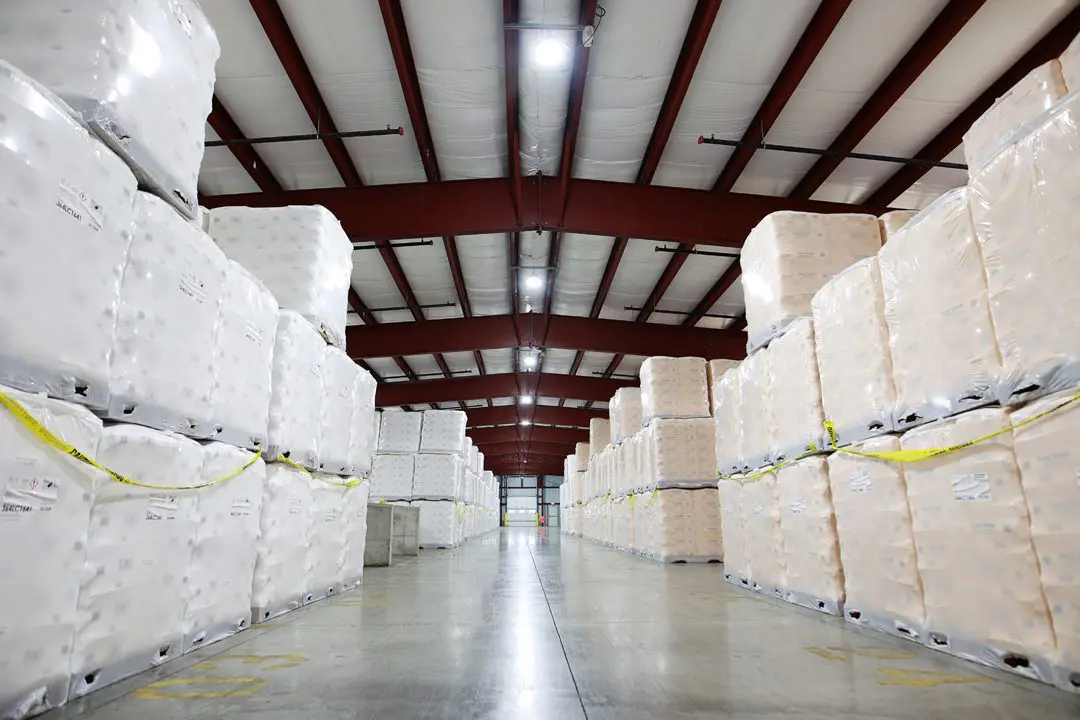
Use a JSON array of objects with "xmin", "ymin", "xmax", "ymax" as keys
[
  {"xmin": 179, "ymin": 261, "xmax": 207, "ymax": 304},
  {"xmin": 288, "ymin": 497, "xmax": 304, "ymax": 516},
  {"xmin": 790, "ymin": 497, "xmax": 808, "ymax": 515},
  {"xmin": 1, "ymin": 476, "xmax": 58, "ymax": 519},
  {"xmin": 230, "ymin": 497, "xmax": 253, "ymax": 517},
  {"xmin": 953, "ymin": 473, "xmax": 991, "ymax": 502},
  {"xmin": 849, "ymin": 470, "xmax": 873, "ymax": 494},
  {"xmin": 57, "ymin": 179, "xmax": 103, "ymax": 232},
  {"xmin": 146, "ymin": 495, "xmax": 179, "ymax": 520}
]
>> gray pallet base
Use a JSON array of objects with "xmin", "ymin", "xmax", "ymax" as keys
[
  {"xmin": 69, "ymin": 635, "xmax": 183, "ymax": 701},
  {"xmin": 923, "ymin": 628, "xmax": 1057, "ymax": 687},
  {"xmin": 843, "ymin": 607, "xmax": 924, "ymax": 644},
  {"xmin": 783, "ymin": 588, "xmax": 844, "ymax": 617},
  {"xmin": 251, "ymin": 595, "xmax": 303, "ymax": 625},
  {"xmin": 183, "ymin": 614, "xmax": 250, "ymax": 655}
]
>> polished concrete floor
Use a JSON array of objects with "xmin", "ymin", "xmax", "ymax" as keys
[{"xmin": 47, "ymin": 528, "xmax": 1080, "ymax": 719}]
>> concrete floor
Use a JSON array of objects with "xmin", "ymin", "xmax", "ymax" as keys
[{"xmin": 47, "ymin": 528, "xmax": 1080, "ymax": 719}]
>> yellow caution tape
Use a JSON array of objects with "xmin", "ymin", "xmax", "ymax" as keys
[
  {"xmin": 0, "ymin": 387, "xmax": 261, "ymax": 491},
  {"xmin": 718, "ymin": 391, "xmax": 1080, "ymax": 484},
  {"xmin": 273, "ymin": 454, "xmax": 366, "ymax": 489}
]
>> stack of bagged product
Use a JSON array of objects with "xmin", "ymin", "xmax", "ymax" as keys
[{"xmin": 0, "ymin": 5, "xmax": 381, "ymax": 716}]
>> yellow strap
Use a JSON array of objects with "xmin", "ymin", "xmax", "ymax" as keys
[
  {"xmin": 0, "ymin": 387, "xmax": 261, "ymax": 491},
  {"xmin": 272, "ymin": 454, "xmax": 366, "ymax": 489}
]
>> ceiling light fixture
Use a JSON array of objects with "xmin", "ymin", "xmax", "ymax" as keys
[
  {"xmin": 524, "ymin": 274, "xmax": 543, "ymax": 290},
  {"xmin": 522, "ymin": 354, "xmax": 538, "ymax": 368},
  {"xmin": 534, "ymin": 36, "xmax": 569, "ymax": 68},
  {"xmin": 519, "ymin": 395, "xmax": 534, "ymax": 405},
  {"xmin": 520, "ymin": 419, "xmax": 532, "ymax": 426}
]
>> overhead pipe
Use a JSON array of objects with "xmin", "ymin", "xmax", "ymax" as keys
[
  {"xmin": 697, "ymin": 135, "xmax": 966, "ymax": 170},
  {"xmin": 654, "ymin": 245, "xmax": 739, "ymax": 258},
  {"xmin": 206, "ymin": 126, "xmax": 404, "ymax": 147}
]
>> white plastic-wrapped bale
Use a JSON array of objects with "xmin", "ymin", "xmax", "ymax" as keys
[
  {"xmin": 183, "ymin": 444, "xmax": 264, "ymax": 654},
  {"xmin": 741, "ymin": 471, "xmax": 786, "ymax": 598},
  {"xmin": 0, "ymin": 388, "xmax": 101, "ymax": 720},
  {"xmin": 340, "ymin": 480, "xmax": 371, "ymax": 591},
  {"xmin": 878, "ymin": 210, "xmax": 917, "ymax": 245},
  {"xmin": 318, "ymin": 347, "xmax": 358, "ymax": 475},
  {"xmin": 209, "ymin": 262, "xmax": 278, "ymax": 450},
  {"xmin": 969, "ymin": 92, "xmax": 1080, "ymax": 405},
  {"xmin": 963, "ymin": 61, "xmax": 1066, "ymax": 175},
  {"xmin": 465, "ymin": 438, "xmax": 477, "ymax": 473},
  {"xmin": 304, "ymin": 476, "xmax": 347, "ymax": 604},
  {"xmin": 1010, "ymin": 391, "xmax": 1080, "ymax": 686},
  {"xmin": 419, "ymin": 410, "xmax": 467, "ymax": 455},
  {"xmin": 347, "ymin": 368, "xmax": 378, "ymax": 476},
  {"xmin": 827, "ymin": 436, "xmax": 925, "ymax": 641},
  {"xmin": 370, "ymin": 454, "xmax": 415, "ymax": 501},
  {"xmin": 267, "ymin": 312, "xmax": 325, "ymax": 470},
  {"xmin": 738, "ymin": 347, "xmax": 773, "ymax": 471},
  {"xmin": 108, "ymin": 192, "xmax": 227, "ymax": 436},
  {"xmin": 208, "ymin": 205, "xmax": 353, "ymax": 348},
  {"xmin": 476, "ymin": 450, "xmax": 485, "ymax": 475},
  {"xmin": 72, "ymin": 425, "xmax": 203, "ymax": 699},
  {"xmin": 654, "ymin": 488, "xmax": 723, "ymax": 562},
  {"xmin": 1, "ymin": 0, "xmax": 219, "ymax": 218},
  {"xmin": 901, "ymin": 409, "xmax": 1055, "ymax": 682},
  {"xmin": 706, "ymin": 360, "xmax": 739, "ymax": 414},
  {"xmin": 378, "ymin": 411, "xmax": 423, "ymax": 454},
  {"xmin": 651, "ymin": 418, "xmax": 717, "ymax": 490},
  {"xmin": 251, "ymin": 464, "xmax": 312, "ymax": 623},
  {"xmin": 880, "ymin": 188, "xmax": 1001, "ymax": 431},
  {"xmin": 589, "ymin": 418, "xmax": 611, "ymax": 456},
  {"xmin": 717, "ymin": 480, "xmax": 749, "ymax": 587},
  {"xmin": 413, "ymin": 453, "xmax": 462, "ymax": 500},
  {"xmin": 609, "ymin": 387, "xmax": 643, "ymax": 444},
  {"xmin": 415, "ymin": 500, "xmax": 457, "ymax": 548},
  {"xmin": 812, "ymin": 258, "xmax": 896, "ymax": 446},
  {"xmin": 1060, "ymin": 32, "xmax": 1080, "ymax": 92},
  {"xmin": 713, "ymin": 369, "xmax": 742, "ymax": 475},
  {"xmin": 575, "ymin": 442, "xmax": 590, "ymax": 472},
  {"xmin": 767, "ymin": 319, "xmax": 825, "ymax": 462},
  {"xmin": 740, "ymin": 212, "xmax": 881, "ymax": 350},
  {"xmin": 0, "ymin": 63, "xmax": 136, "ymax": 411},
  {"xmin": 639, "ymin": 357, "xmax": 710, "ymax": 424},
  {"xmin": 775, "ymin": 457, "xmax": 844, "ymax": 615}
]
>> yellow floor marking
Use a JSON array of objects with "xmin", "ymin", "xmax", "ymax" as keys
[
  {"xmin": 134, "ymin": 677, "xmax": 266, "ymax": 700},
  {"xmin": 877, "ymin": 668, "xmax": 995, "ymax": 687},
  {"xmin": 194, "ymin": 654, "xmax": 309, "ymax": 672},
  {"xmin": 806, "ymin": 645, "xmax": 920, "ymax": 662}
]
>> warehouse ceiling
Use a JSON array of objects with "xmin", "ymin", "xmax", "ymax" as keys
[{"xmin": 197, "ymin": 0, "xmax": 1080, "ymax": 476}]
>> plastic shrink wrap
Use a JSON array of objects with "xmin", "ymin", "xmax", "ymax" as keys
[
  {"xmin": 589, "ymin": 418, "xmax": 611, "ymax": 455},
  {"xmin": 413, "ymin": 453, "xmax": 462, "ymax": 500},
  {"xmin": 266, "ymin": 312, "xmax": 324, "ymax": 469},
  {"xmin": 347, "ymin": 368, "xmax": 377, "ymax": 475},
  {"xmin": 963, "ymin": 61, "xmax": 1066, "ymax": 174},
  {"xmin": 741, "ymin": 472, "xmax": 786, "ymax": 597},
  {"xmin": 208, "ymin": 205, "xmax": 353, "ymax": 348},
  {"xmin": 768, "ymin": 319, "xmax": 825, "ymax": 461},
  {"xmin": 1, "ymin": 0, "xmax": 219, "ymax": 218},
  {"xmin": 251, "ymin": 464, "xmax": 312, "ymax": 623},
  {"xmin": 741, "ymin": 212, "xmax": 881, "ymax": 350},
  {"xmin": 639, "ymin": 357, "xmax": 710, "ymax": 424},
  {"xmin": 575, "ymin": 442, "xmax": 590, "ymax": 472},
  {"xmin": 340, "ymin": 480, "xmax": 371, "ymax": 590},
  {"xmin": 1010, "ymin": 391, "xmax": 1080, "ymax": 683},
  {"xmin": 72, "ymin": 425, "xmax": 203, "ymax": 699},
  {"xmin": 969, "ymin": 92, "xmax": 1080, "ymax": 405},
  {"xmin": 183, "ymin": 444, "xmax": 264, "ymax": 654},
  {"xmin": 717, "ymin": 480, "xmax": 749, "ymax": 586},
  {"xmin": 318, "ymin": 347, "xmax": 358, "ymax": 475},
  {"xmin": 209, "ymin": 262, "xmax": 278, "ymax": 450},
  {"xmin": 109, "ymin": 192, "xmax": 227, "ymax": 436},
  {"xmin": 1060, "ymin": 33, "xmax": 1080, "ymax": 93},
  {"xmin": 378, "ymin": 411, "xmax": 422, "ymax": 454},
  {"xmin": 901, "ymin": 409, "xmax": 1055, "ymax": 680},
  {"xmin": 878, "ymin": 210, "xmax": 917, "ymax": 245},
  {"xmin": 305, "ymin": 476, "xmax": 346, "ymax": 603},
  {"xmin": 0, "ymin": 63, "xmax": 136, "ymax": 412},
  {"xmin": 811, "ymin": 258, "xmax": 896, "ymax": 446},
  {"xmin": 827, "ymin": 436, "xmax": 924, "ymax": 640},
  {"xmin": 415, "ymin": 500, "xmax": 457, "ymax": 548},
  {"xmin": 879, "ymin": 188, "xmax": 1000, "ymax": 431},
  {"xmin": 370, "ymin": 454, "xmax": 415, "ymax": 501},
  {"xmin": 706, "ymin": 360, "xmax": 739, "ymax": 412},
  {"xmin": 476, "ymin": 451, "xmax": 485, "ymax": 476},
  {"xmin": 651, "ymin": 418, "xmax": 716, "ymax": 489},
  {"xmin": 419, "ymin": 410, "xmax": 467, "ymax": 455},
  {"xmin": 775, "ymin": 457, "xmax": 844, "ymax": 613},
  {"xmin": 609, "ymin": 387, "xmax": 643, "ymax": 444},
  {"xmin": 653, "ymin": 489, "xmax": 723, "ymax": 561},
  {"xmin": 713, "ymin": 369, "xmax": 742, "ymax": 475},
  {"xmin": 466, "ymin": 439, "xmax": 477, "ymax": 473},
  {"xmin": 738, "ymin": 348, "xmax": 773, "ymax": 471},
  {"xmin": 0, "ymin": 389, "xmax": 101, "ymax": 720}
]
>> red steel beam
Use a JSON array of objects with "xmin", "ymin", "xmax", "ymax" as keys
[
  {"xmin": 347, "ymin": 314, "xmax": 746, "ymax": 360},
  {"xmin": 489, "ymin": 463, "xmax": 563, "ymax": 475},
  {"xmin": 468, "ymin": 425, "xmax": 587, "ymax": 445},
  {"xmin": 682, "ymin": 261, "xmax": 743, "ymax": 327},
  {"xmin": 249, "ymin": 0, "xmax": 363, "ymax": 187},
  {"xmin": 486, "ymin": 451, "xmax": 566, "ymax": 464},
  {"xmin": 712, "ymin": 0, "xmax": 852, "ymax": 193},
  {"xmin": 200, "ymin": 176, "xmax": 881, "ymax": 246},
  {"xmin": 207, "ymin": 96, "xmax": 282, "ymax": 192},
  {"xmin": 555, "ymin": 0, "xmax": 600, "ymax": 220},
  {"xmin": 788, "ymin": 0, "xmax": 986, "ymax": 199},
  {"xmin": 865, "ymin": 5, "xmax": 1080, "ymax": 206},
  {"xmin": 503, "ymin": 0, "xmax": 523, "ymax": 223},
  {"xmin": 466, "ymin": 405, "xmax": 605, "ymax": 428},
  {"xmin": 375, "ymin": 372, "xmax": 633, "ymax": 407},
  {"xmin": 479, "ymin": 441, "xmax": 576, "ymax": 458}
]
